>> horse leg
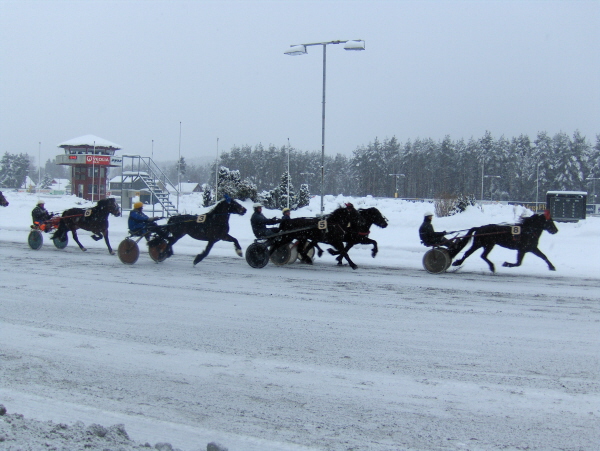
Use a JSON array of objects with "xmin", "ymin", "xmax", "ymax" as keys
[
  {"xmin": 335, "ymin": 242, "xmax": 358, "ymax": 270},
  {"xmin": 222, "ymin": 234, "xmax": 243, "ymax": 257},
  {"xmin": 480, "ymin": 245, "xmax": 496, "ymax": 273},
  {"xmin": 102, "ymin": 229, "xmax": 115, "ymax": 255},
  {"xmin": 314, "ymin": 243, "xmax": 324, "ymax": 258},
  {"xmin": 70, "ymin": 229, "xmax": 87, "ymax": 252},
  {"xmin": 297, "ymin": 241, "xmax": 314, "ymax": 264},
  {"xmin": 503, "ymin": 248, "xmax": 556, "ymax": 271},
  {"xmin": 365, "ymin": 238, "xmax": 378, "ymax": 257},
  {"xmin": 452, "ymin": 241, "xmax": 481, "ymax": 266},
  {"xmin": 193, "ymin": 241, "xmax": 215, "ymax": 265}
]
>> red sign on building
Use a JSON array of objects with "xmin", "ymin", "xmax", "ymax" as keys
[{"xmin": 85, "ymin": 155, "xmax": 111, "ymax": 165}]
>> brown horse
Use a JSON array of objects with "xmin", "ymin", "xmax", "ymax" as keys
[
  {"xmin": 52, "ymin": 198, "xmax": 121, "ymax": 254},
  {"xmin": 0, "ymin": 191, "xmax": 9, "ymax": 207}
]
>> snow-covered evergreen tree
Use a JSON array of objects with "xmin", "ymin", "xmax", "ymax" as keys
[
  {"xmin": 40, "ymin": 173, "xmax": 54, "ymax": 189},
  {"xmin": 0, "ymin": 152, "xmax": 31, "ymax": 188},
  {"xmin": 278, "ymin": 171, "xmax": 296, "ymax": 209},
  {"xmin": 297, "ymin": 184, "xmax": 310, "ymax": 208}
]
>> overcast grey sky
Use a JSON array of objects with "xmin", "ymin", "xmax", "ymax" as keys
[{"xmin": 1, "ymin": 0, "xmax": 598, "ymax": 165}]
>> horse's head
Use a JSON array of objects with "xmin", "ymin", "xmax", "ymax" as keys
[
  {"xmin": 215, "ymin": 197, "xmax": 246, "ymax": 216},
  {"xmin": 361, "ymin": 207, "xmax": 388, "ymax": 228},
  {"xmin": 542, "ymin": 210, "xmax": 558, "ymax": 235},
  {"xmin": 97, "ymin": 198, "xmax": 121, "ymax": 217},
  {"xmin": 0, "ymin": 191, "xmax": 8, "ymax": 207}
]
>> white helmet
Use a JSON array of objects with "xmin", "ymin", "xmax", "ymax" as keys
[
  {"xmin": 424, "ymin": 211, "xmax": 434, "ymax": 217},
  {"xmin": 253, "ymin": 203, "xmax": 263, "ymax": 208}
]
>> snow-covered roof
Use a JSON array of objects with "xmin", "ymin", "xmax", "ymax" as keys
[
  {"xmin": 50, "ymin": 178, "xmax": 70, "ymax": 187},
  {"xmin": 58, "ymin": 135, "xmax": 121, "ymax": 149},
  {"xmin": 546, "ymin": 191, "xmax": 587, "ymax": 195}
]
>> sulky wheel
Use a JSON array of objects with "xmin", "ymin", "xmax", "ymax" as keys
[
  {"xmin": 270, "ymin": 243, "xmax": 292, "ymax": 266},
  {"xmin": 118, "ymin": 238, "xmax": 140, "ymax": 265},
  {"xmin": 245, "ymin": 242, "xmax": 270, "ymax": 268},
  {"xmin": 148, "ymin": 238, "xmax": 170, "ymax": 263},
  {"xmin": 28, "ymin": 230, "xmax": 43, "ymax": 250},
  {"xmin": 423, "ymin": 248, "xmax": 451, "ymax": 274},
  {"xmin": 287, "ymin": 242, "xmax": 299, "ymax": 264},
  {"xmin": 52, "ymin": 234, "xmax": 68, "ymax": 249}
]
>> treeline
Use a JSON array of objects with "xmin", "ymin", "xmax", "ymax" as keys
[
  {"xmin": 5, "ymin": 130, "xmax": 599, "ymax": 204},
  {"xmin": 199, "ymin": 130, "xmax": 599, "ymax": 202}
]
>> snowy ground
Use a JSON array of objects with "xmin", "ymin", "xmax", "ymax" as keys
[{"xmin": 0, "ymin": 192, "xmax": 598, "ymax": 450}]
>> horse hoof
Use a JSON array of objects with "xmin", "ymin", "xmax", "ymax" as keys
[
  {"xmin": 351, "ymin": 265, "xmax": 358, "ymax": 270},
  {"xmin": 549, "ymin": 266, "xmax": 556, "ymax": 271},
  {"xmin": 82, "ymin": 248, "xmax": 87, "ymax": 252},
  {"xmin": 337, "ymin": 262, "xmax": 343, "ymax": 266},
  {"xmin": 193, "ymin": 255, "xmax": 203, "ymax": 265},
  {"xmin": 452, "ymin": 261, "xmax": 461, "ymax": 266},
  {"xmin": 235, "ymin": 248, "xmax": 243, "ymax": 257},
  {"xmin": 317, "ymin": 250, "xmax": 323, "ymax": 258},
  {"xmin": 110, "ymin": 251, "xmax": 116, "ymax": 255}
]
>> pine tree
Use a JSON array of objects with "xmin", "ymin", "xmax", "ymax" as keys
[{"xmin": 297, "ymin": 184, "xmax": 310, "ymax": 208}]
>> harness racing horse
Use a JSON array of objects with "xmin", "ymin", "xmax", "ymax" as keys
[
  {"xmin": 327, "ymin": 207, "xmax": 388, "ymax": 264},
  {"xmin": 279, "ymin": 206, "xmax": 363, "ymax": 269},
  {"xmin": 52, "ymin": 198, "xmax": 121, "ymax": 254},
  {"xmin": 166, "ymin": 197, "xmax": 247, "ymax": 265},
  {"xmin": 0, "ymin": 191, "xmax": 8, "ymax": 207},
  {"xmin": 452, "ymin": 210, "xmax": 558, "ymax": 272}
]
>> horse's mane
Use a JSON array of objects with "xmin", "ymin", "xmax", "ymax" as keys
[{"xmin": 518, "ymin": 213, "xmax": 542, "ymax": 226}]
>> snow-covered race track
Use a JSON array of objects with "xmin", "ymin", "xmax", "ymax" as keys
[{"xmin": 1, "ymin": 239, "xmax": 598, "ymax": 450}]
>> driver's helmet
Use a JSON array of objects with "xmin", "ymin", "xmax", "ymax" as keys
[
  {"xmin": 133, "ymin": 202, "xmax": 144, "ymax": 209},
  {"xmin": 253, "ymin": 203, "xmax": 263, "ymax": 209}
]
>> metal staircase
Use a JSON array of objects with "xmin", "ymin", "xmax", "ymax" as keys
[{"xmin": 120, "ymin": 156, "xmax": 180, "ymax": 217}]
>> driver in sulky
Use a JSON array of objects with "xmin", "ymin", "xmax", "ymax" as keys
[
  {"xmin": 31, "ymin": 200, "xmax": 54, "ymax": 231},
  {"xmin": 419, "ymin": 211, "xmax": 453, "ymax": 247},
  {"xmin": 128, "ymin": 202, "xmax": 160, "ymax": 236},
  {"xmin": 250, "ymin": 203, "xmax": 280, "ymax": 238}
]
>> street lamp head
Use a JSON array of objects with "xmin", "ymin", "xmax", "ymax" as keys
[
  {"xmin": 343, "ymin": 40, "xmax": 366, "ymax": 51},
  {"xmin": 284, "ymin": 45, "xmax": 307, "ymax": 56}
]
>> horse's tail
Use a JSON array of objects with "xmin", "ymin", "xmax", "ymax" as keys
[{"xmin": 51, "ymin": 217, "xmax": 67, "ymax": 241}]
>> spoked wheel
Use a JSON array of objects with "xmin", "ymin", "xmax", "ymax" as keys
[
  {"xmin": 118, "ymin": 238, "xmax": 140, "ymax": 265},
  {"xmin": 28, "ymin": 230, "xmax": 43, "ymax": 250},
  {"xmin": 245, "ymin": 242, "xmax": 270, "ymax": 268},
  {"xmin": 270, "ymin": 243, "xmax": 292, "ymax": 266},
  {"xmin": 148, "ymin": 239, "xmax": 170, "ymax": 263},
  {"xmin": 52, "ymin": 234, "xmax": 68, "ymax": 249},
  {"xmin": 423, "ymin": 248, "xmax": 451, "ymax": 274}
]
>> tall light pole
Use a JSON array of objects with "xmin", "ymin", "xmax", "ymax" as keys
[
  {"xmin": 287, "ymin": 138, "xmax": 291, "ymax": 209},
  {"xmin": 285, "ymin": 39, "xmax": 365, "ymax": 215},
  {"xmin": 483, "ymin": 175, "xmax": 501, "ymax": 201},
  {"xmin": 388, "ymin": 173, "xmax": 405, "ymax": 198},
  {"xmin": 215, "ymin": 137, "xmax": 219, "ymax": 204},
  {"xmin": 587, "ymin": 176, "xmax": 600, "ymax": 204},
  {"xmin": 92, "ymin": 141, "xmax": 96, "ymax": 202},
  {"xmin": 536, "ymin": 162, "xmax": 540, "ymax": 212},
  {"xmin": 177, "ymin": 121, "xmax": 182, "ymax": 211}
]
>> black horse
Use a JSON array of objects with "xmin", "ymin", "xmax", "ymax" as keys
[
  {"xmin": 52, "ymin": 197, "xmax": 121, "ymax": 254},
  {"xmin": 452, "ymin": 211, "xmax": 558, "ymax": 272},
  {"xmin": 327, "ymin": 207, "xmax": 388, "ymax": 265},
  {"xmin": 0, "ymin": 191, "xmax": 8, "ymax": 207},
  {"xmin": 279, "ymin": 206, "xmax": 363, "ymax": 269},
  {"xmin": 167, "ymin": 198, "xmax": 247, "ymax": 265}
]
